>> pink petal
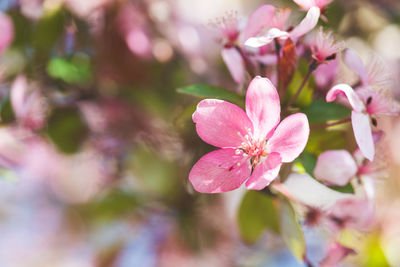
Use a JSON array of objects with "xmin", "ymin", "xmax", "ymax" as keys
[
  {"xmin": 293, "ymin": 0, "xmax": 333, "ymax": 10},
  {"xmin": 351, "ymin": 111, "xmax": 374, "ymax": 161},
  {"xmin": 125, "ymin": 28, "xmax": 151, "ymax": 58},
  {"xmin": 221, "ymin": 47, "xmax": 245, "ymax": 84},
  {"xmin": 320, "ymin": 242, "xmax": 355, "ymax": 267},
  {"xmin": 245, "ymin": 152, "xmax": 282, "ymax": 190},
  {"xmin": 289, "ymin": 7, "xmax": 320, "ymax": 39},
  {"xmin": 245, "ymin": 76, "xmax": 280, "ymax": 141},
  {"xmin": 267, "ymin": 113, "xmax": 309, "ymax": 162},
  {"xmin": 314, "ymin": 58, "xmax": 339, "ymax": 89},
  {"xmin": 0, "ymin": 12, "xmax": 13, "ymax": 55},
  {"xmin": 10, "ymin": 75, "xmax": 28, "ymax": 120},
  {"xmin": 193, "ymin": 99, "xmax": 253, "ymax": 148},
  {"xmin": 314, "ymin": 150, "xmax": 358, "ymax": 186},
  {"xmin": 292, "ymin": 0, "xmax": 315, "ymax": 10},
  {"xmin": 326, "ymin": 84, "xmax": 365, "ymax": 112},
  {"xmin": 189, "ymin": 148, "xmax": 251, "ymax": 193},
  {"xmin": 316, "ymin": 0, "xmax": 334, "ymax": 9},
  {"xmin": 244, "ymin": 28, "xmax": 289, "ymax": 48},
  {"xmin": 344, "ymin": 48, "xmax": 368, "ymax": 85},
  {"xmin": 283, "ymin": 173, "xmax": 351, "ymax": 210},
  {"xmin": 329, "ymin": 197, "xmax": 374, "ymax": 231},
  {"xmin": 357, "ymin": 87, "xmax": 400, "ymax": 116},
  {"xmin": 241, "ymin": 4, "xmax": 276, "ymax": 42}
]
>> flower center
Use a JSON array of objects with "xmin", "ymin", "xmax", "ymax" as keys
[{"xmin": 235, "ymin": 129, "xmax": 267, "ymax": 168}]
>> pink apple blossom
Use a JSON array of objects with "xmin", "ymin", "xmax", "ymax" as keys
[
  {"xmin": 282, "ymin": 173, "xmax": 374, "ymax": 231},
  {"xmin": 244, "ymin": 6, "xmax": 320, "ymax": 48},
  {"xmin": 314, "ymin": 150, "xmax": 358, "ymax": 186},
  {"xmin": 327, "ymin": 196, "xmax": 375, "ymax": 231},
  {"xmin": 310, "ymin": 27, "xmax": 344, "ymax": 64},
  {"xmin": 320, "ymin": 242, "xmax": 355, "ymax": 267},
  {"xmin": 212, "ymin": 6, "xmax": 276, "ymax": 84},
  {"xmin": 189, "ymin": 76, "xmax": 309, "ymax": 193},
  {"xmin": 314, "ymin": 58, "xmax": 339, "ymax": 89},
  {"xmin": 293, "ymin": 0, "xmax": 334, "ymax": 11},
  {"xmin": 344, "ymin": 48, "xmax": 391, "ymax": 90},
  {"xmin": 10, "ymin": 75, "xmax": 47, "ymax": 130},
  {"xmin": 118, "ymin": 4, "xmax": 152, "ymax": 58},
  {"xmin": 314, "ymin": 148, "xmax": 386, "ymax": 188},
  {"xmin": 326, "ymin": 84, "xmax": 399, "ymax": 161},
  {"xmin": 0, "ymin": 12, "xmax": 13, "ymax": 55}
]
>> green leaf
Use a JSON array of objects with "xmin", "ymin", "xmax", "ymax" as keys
[
  {"xmin": 78, "ymin": 190, "xmax": 142, "ymax": 223},
  {"xmin": 279, "ymin": 198, "xmax": 306, "ymax": 262},
  {"xmin": 296, "ymin": 151, "xmax": 317, "ymax": 176},
  {"xmin": 0, "ymin": 95, "xmax": 15, "ymax": 124},
  {"xmin": 306, "ymin": 129, "xmax": 347, "ymax": 154},
  {"xmin": 177, "ymin": 84, "xmax": 244, "ymax": 106},
  {"xmin": 47, "ymin": 54, "xmax": 92, "ymax": 85},
  {"xmin": 46, "ymin": 107, "xmax": 89, "ymax": 154},
  {"xmin": 329, "ymin": 183, "xmax": 355, "ymax": 194},
  {"xmin": 302, "ymin": 100, "xmax": 350, "ymax": 123},
  {"xmin": 33, "ymin": 7, "xmax": 65, "ymax": 51},
  {"xmin": 286, "ymin": 71, "xmax": 313, "ymax": 108},
  {"xmin": 238, "ymin": 191, "xmax": 280, "ymax": 244},
  {"xmin": 174, "ymin": 104, "xmax": 197, "ymax": 129}
]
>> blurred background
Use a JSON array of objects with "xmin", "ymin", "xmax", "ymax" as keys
[{"xmin": 0, "ymin": 0, "xmax": 400, "ymax": 266}]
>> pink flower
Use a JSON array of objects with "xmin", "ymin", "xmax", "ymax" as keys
[
  {"xmin": 310, "ymin": 27, "xmax": 343, "ymax": 63},
  {"xmin": 212, "ymin": 6, "xmax": 276, "ymax": 84},
  {"xmin": 117, "ymin": 4, "xmax": 152, "ymax": 59},
  {"xmin": 314, "ymin": 58, "xmax": 339, "ymax": 89},
  {"xmin": 327, "ymin": 196, "xmax": 374, "ymax": 231},
  {"xmin": 10, "ymin": 75, "xmax": 47, "ymax": 130},
  {"xmin": 326, "ymin": 84, "xmax": 399, "ymax": 161},
  {"xmin": 314, "ymin": 150, "xmax": 358, "ymax": 186},
  {"xmin": 282, "ymin": 173, "xmax": 374, "ymax": 231},
  {"xmin": 189, "ymin": 76, "xmax": 309, "ymax": 193},
  {"xmin": 211, "ymin": 11, "xmax": 241, "ymax": 46},
  {"xmin": 314, "ymin": 148, "xmax": 387, "ymax": 187},
  {"xmin": 245, "ymin": 6, "xmax": 320, "ymax": 48},
  {"xmin": 344, "ymin": 48, "xmax": 391, "ymax": 90},
  {"xmin": 293, "ymin": 0, "xmax": 334, "ymax": 11},
  {"xmin": 320, "ymin": 242, "xmax": 355, "ymax": 267},
  {"xmin": 0, "ymin": 12, "xmax": 13, "ymax": 55}
]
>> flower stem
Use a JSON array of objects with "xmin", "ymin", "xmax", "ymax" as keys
[
  {"xmin": 283, "ymin": 61, "xmax": 318, "ymax": 113},
  {"xmin": 311, "ymin": 117, "xmax": 351, "ymax": 130},
  {"xmin": 235, "ymin": 45, "xmax": 256, "ymax": 78},
  {"xmin": 275, "ymin": 39, "xmax": 282, "ymax": 94}
]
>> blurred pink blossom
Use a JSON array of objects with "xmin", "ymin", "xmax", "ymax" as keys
[
  {"xmin": 314, "ymin": 148, "xmax": 386, "ymax": 187},
  {"xmin": 65, "ymin": 0, "xmax": 111, "ymax": 18},
  {"xmin": 314, "ymin": 150, "xmax": 358, "ymax": 186},
  {"xmin": 20, "ymin": 0, "xmax": 43, "ymax": 20},
  {"xmin": 189, "ymin": 76, "xmax": 309, "ymax": 193},
  {"xmin": 326, "ymin": 84, "xmax": 399, "ymax": 160},
  {"xmin": 117, "ymin": 3, "xmax": 152, "ymax": 58},
  {"xmin": 10, "ymin": 75, "xmax": 47, "ymax": 130},
  {"xmin": 327, "ymin": 196, "xmax": 375, "ymax": 232},
  {"xmin": 319, "ymin": 242, "xmax": 355, "ymax": 267},
  {"xmin": 293, "ymin": 0, "xmax": 333, "ymax": 10},
  {"xmin": 344, "ymin": 48, "xmax": 391, "ymax": 90},
  {"xmin": 0, "ymin": 12, "xmax": 13, "ymax": 55},
  {"xmin": 211, "ymin": 6, "xmax": 275, "ymax": 83},
  {"xmin": 313, "ymin": 58, "xmax": 338, "ymax": 89}
]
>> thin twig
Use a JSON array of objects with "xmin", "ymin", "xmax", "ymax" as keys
[
  {"xmin": 274, "ymin": 39, "xmax": 282, "ymax": 94},
  {"xmin": 283, "ymin": 61, "xmax": 318, "ymax": 113},
  {"xmin": 283, "ymin": 70, "xmax": 312, "ymax": 112},
  {"xmin": 311, "ymin": 117, "xmax": 351, "ymax": 130}
]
